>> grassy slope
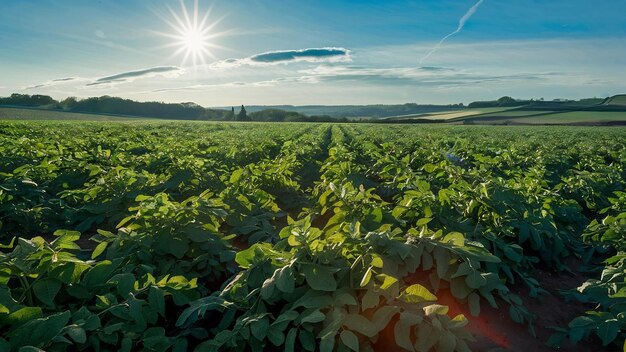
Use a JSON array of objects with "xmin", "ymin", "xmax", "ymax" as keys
[
  {"xmin": 386, "ymin": 107, "xmax": 515, "ymax": 121},
  {"xmin": 519, "ymin": 111, "xmax": 626, "ymax": 124},
  {"xmin": 605, "ymin": 95, "xmax": 626, "ymax": 106},
  {"xmin": 0, "ymin": 107, "xmax": 149, "ymax": 121},
  {"xmin": 460, "ymin": 110, "xmax": 626, "ymax": 125}
]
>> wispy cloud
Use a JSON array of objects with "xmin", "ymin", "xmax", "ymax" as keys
[
  {"xmin": 296, "ymin": 65, "xmax": 553, "ymax": 87},
  {"xmin": 148, "ymin": 80, "xmax": 283, "ymax": 93},
  {"xmin": 147, "ymin": 65, "xmax": 557, "ymax": 94},
  {"xmin": 210, "ymin": 47, "xmax": 351, "ymax": 69},
  {"xmin": 25, "ymin": 77, "xmax": 84, "ymax": 90},
  {"xmin": 251, "ymin": 48, "xmax": 350, "ymax": 63},
  {"xmin": 420, "ymin": 0, "xmax": 485, "ymax": 64},
  {"xmin": 87, "ymin": 66, "xmax": 185, "ymax": 86}
]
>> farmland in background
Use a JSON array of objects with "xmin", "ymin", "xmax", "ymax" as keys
[{"xmin": 0, "ymin": 107, "xmax": 144, "ymax": 121}]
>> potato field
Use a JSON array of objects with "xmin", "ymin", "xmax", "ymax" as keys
[{"xmin": 0, "ymin": 121, "xmax": 624, "ymax": 351}]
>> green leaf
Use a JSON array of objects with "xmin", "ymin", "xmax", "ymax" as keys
[
  {"xmin": 5, "ymin": 307, "xmax": 43, "ymax": 325},
  {"xmin": 9, "ymin": 311, "xmax": 71, "ymax": 349},
  {"xmin": 519, "ymin": 222, "xmax": 530, "ymax": 243},
  {"xmin": 451, "ymin": 262, "xmax": 471, "ymax": 279},
  {"xmin": 436, "ymin": 330, "xmax": 457, "ymax": 352},
  {"xmin": 302, "ymin": 264, "xmax": 337, "ymax": 291},
  {"xmin": 450, "ymin": 277, "xmax": 471, "ymax": 299},
  {"xmin": 416, "ymin": 324, "xmax": 437, "ymax": 351},
  {"xmin": 158, "ymin": 236, "xmax": 188, "ymax": 259},
  {"xmin": 360, "ymin": 267, "xmax": 373, "ymax": 287},
  {"xmin": 109, "ymin": 273, "xmax": 135, "ymax": 297},
  {"xmin": 51, "ymin": 230, "xmax": 81, "ymax": 250},
  {"xmin": 340, "ymin": 330, "xmax": 359, "ymax": 351},
  {"xmin": 121, "ymin": 337, "xmax": 133, "ymax": 352},
  {"xmin": 276, "ymin": 266, "xmax": 295, "ymax": 294},
  {"xmin": 597, "ymin": 319, "xmax": 620, "ymax": 346},
  {"xmin": 465, "ymin": 270, "xmax": 487, "ymax": 289},
  {"xmin": 116, "ymin": 216, "xmax": 134, "ymax": 229},
  {"xmin": 299, "ymin": 329, "xmax": 316, "ymax": 351},
  {"xmin": 416, "ymin": 218, "xmax": 432, "ymax": 227},
  {"xmin": 423, "ymin": 304, "xmax": 449, "ymax": 316},
  {"xmin": 33, "ymin": 279, "xmax": 61, "ymax": 306},
  {"xmin": 568, "ymin": 316, "xmax": 594, "ymax": 329},
  {"xmin": 230, "ymin": 169, "xmax": 244, "ymax": 183},
  {"xmin": 128, "ymin": 296, "xmax": 146, "ymax": 328},
  {"xmin": 91, "ymin": 242, "xmax": 108, "ymax": 259},
  {"xmin": 468, "ymin": 292, "xmax": 480, "ymax": 317},
  {"xmin": 83, "ymin": 260, "xmax": 118, "ymax": 287},
  {"xmin": 394, "ymin": 319, "xmax": 415, "ymax": 351},
  {"xmin": 372, "ymin": 306, "xmax": 400, "ymax": 330},
  {"xmin": 402, "ymin": 284, "xmax": 437, "ymax": 303},
  {"xmin": 66, "ymin": 326, "xmax": 87, "ymax": 344},
  {"xmin": 285, "ymin": 328, "xmax": 297, "ymax": 352},
  {"xmin": 261, "ymin": 278, "xmax": 275, "ymax": 300},
  {"xmin": 319, "ymin": 334, "xmax": 335, "ymax": 352},
  {"xmin": 443, "ymin": 232, "xmax": 465, "ymax": 247},
  {"xmin": 433, "ymin": 247, "xmax": 451, "ymax": 278},
  {"xmin": 546, "ymin": 332, "xmax": 567, "ymax": 348},
  {"xmin": 379, "ymin": 274, "xmax": 398, "ymax": 290},
  {"xmin": 301, "ymin": 310, "xmax": 326, "ymax": 324},
  {"xmin": 509, "ymin": 306, "xmax": 523, "ymax": 324},
  {"xmin": 274, "ymin": 310, "xmax": 299, "ymax": 325},
  {"xmin": 267, "ymin": 326, "xmax": 285, "ymax": 346},
  {"xmin": 503, "ymin": 245, "xmax": 523, "ymax": 263},
  {"xmin": 342, "ymin": 314, "xmax": 377, "ymax": 337},
  {"xmin": 148, "ymin": 286, "xmax": 165, "ymax": 317},
  {"xmin": 370, "ymin": 255, "xmax": 384, "ymax": 269},
  {"xmin": 361, "ymin": 289, "xmax": 380, "ymax": 310},
  {"xmin": 250, "ymin": 317, "xmax": 269, "ymax": 340}
]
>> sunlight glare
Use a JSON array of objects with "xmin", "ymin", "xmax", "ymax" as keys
[{"xmin": 156, "ymin": 0, "xmax": 227, "ymax": 69}]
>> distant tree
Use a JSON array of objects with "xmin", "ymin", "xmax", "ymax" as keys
[
  {"xmin": 237, "ymin": 105, "xmax": 250, "ymax": 121},
  {"xmin": 230, "ymin": 107, "xmax": 235, "ymax": 120},
  {"xmin": 496, "ymin": 96, "xmax": 517, "ymax": 106},
  {"xmin": 0, "ymin": 93, "xmax": 57, "ymax": 107},
  {"xmin": 60, "ymin": 97, "xmax": 78, "ymax": 110}
]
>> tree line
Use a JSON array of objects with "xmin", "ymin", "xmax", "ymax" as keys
[{"xmin": 0, "ymin": 94, "xmax": 345, "ymax": 122}]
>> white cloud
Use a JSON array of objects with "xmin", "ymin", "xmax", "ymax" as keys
[
  {"xmin": 87, "ymin": 66, "xmax": 185, "ymax": 86},
  {"xmin": 209, "ymin": 47, "xmax": 351, "ymax": 69}
]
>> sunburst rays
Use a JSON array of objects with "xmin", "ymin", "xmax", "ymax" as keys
[{"xmin": 154, "ymin": 0, "xmax": 228, "ymax": 69}]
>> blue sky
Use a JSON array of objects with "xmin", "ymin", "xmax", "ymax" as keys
[{"xmin": 1, "ymin": 0, "xmax": 625, "ymax": 105}]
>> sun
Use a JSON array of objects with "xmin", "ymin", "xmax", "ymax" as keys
[
  {"xmin": 156, "ymin": 0, "xmax": 227, "ymax": 68},
  {"xmin": 183, "ymin": 29, "xmax": 204, "ymax": 52}
]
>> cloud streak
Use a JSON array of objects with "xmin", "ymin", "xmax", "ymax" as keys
[
  {"xmin": 251, "ymin": 48, "xmax": 350, "ymax": 63},
  {"xmin": 210, "ymin": 47, "xmax": 351, "ymax": 69},
  {"xmin": 297, "ymin": 65, "xmax": 552, "ymax": 87},
  {"xmin": 420, "ymin": 0, "xmax": 484, "ymax": 64},
  {"xmin": 87, "ymin": 66, "xmax": 184, "ymax": 86},
  {"xmin": 147, "ymin": 65, "xmax": 557, "ymax": 94},
  {"xmin": 26, "ymin": 77, "xmax": 82, "ymax": 90}
]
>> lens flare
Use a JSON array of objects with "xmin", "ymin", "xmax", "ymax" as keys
[{"xmin": 156, "ymin": 0, "xmax": 227, "ymax": 68}]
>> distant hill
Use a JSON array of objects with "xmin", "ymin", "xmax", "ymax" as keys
[
  {"xmin": 605, "ymin": 94, "xmax": 626, "ymax": 106},
  {"xmin": 218, "ymin": 104, "xmax": 465, "ymax": 119},
  {"xmin": 0, "ymin": 106, "xmax": 146, "ymax": 121},
  {"xmin": 0, "ymin": 94, "xmax": 231, "ymax": 121},
  {"xmin": 2, "ymin": 93, "xmax": 624, "ymax": 124},
  {"xmin": 248, "ymin": 108, "xmax": 344, "ymax": 122}
]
